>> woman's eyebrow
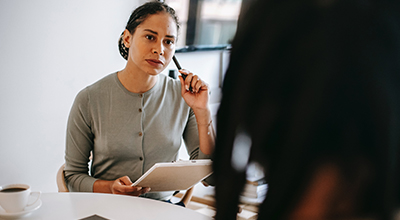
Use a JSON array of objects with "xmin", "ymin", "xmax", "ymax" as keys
[
  {"xmin": 144, "ymin": 29, "xmax": 158, "ymax": 35},
  {"xmin": 144, "ymin": 29, "xmax": 176, "ymax": 39}
]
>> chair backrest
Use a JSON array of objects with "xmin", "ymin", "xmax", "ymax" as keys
[{"xmin": 56, "ymin": 163, "xmax": 69, "ymax": 192}]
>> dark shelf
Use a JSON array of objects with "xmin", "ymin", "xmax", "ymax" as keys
[{"xmin": 175, "ymin": 44, "xmax": 231, "ymax": 53}]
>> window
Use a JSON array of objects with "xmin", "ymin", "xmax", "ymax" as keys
[{"xmin": 163, "ymin": 0, "xmax": 243, "ymax": 52}]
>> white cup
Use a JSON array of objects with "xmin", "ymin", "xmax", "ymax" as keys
[{"xmin": 0, "ymin": 184, "xmax": 41, "ymax": 213}]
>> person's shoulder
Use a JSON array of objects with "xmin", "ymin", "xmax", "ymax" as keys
[
  {"xmin": 86, "ymin": 72, "xmax": 117, "ymax": 91},
  {"xmin": 74, "ymin": 72, "xmax": 117, "ymax": 101}
]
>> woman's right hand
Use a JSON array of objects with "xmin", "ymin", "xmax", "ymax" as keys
[
  {"xmin": 94, "ymin": 176, "xmax": 150, "ymax": 196},
  {"xmin": 110, "ymin": 176, "xmax": 151, "ymax": 196}
]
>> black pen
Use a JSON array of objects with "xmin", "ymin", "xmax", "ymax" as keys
[
  {"xmin": 172, "ymin": 55, "xmax": 181, "ymax": 70},
  {"xmin": 172, "ymin": 55, "xmax": 192, "ymax": 91}
]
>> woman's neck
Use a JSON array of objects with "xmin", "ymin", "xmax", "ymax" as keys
[{"xmin": 117, "ymin": 65, "xmax": 158, "ymax": 94}]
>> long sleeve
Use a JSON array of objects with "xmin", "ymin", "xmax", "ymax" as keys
[
  {"xmin": 183, "ymin": 108, "xmax": 214, "ymax": 186},
  {"xmin": 183, "ymin": 108, "xmax": 211, "ymax": 160},
  {"xmin": 64, "ymin": 88, "xmax": 97, "ymax": 192}
]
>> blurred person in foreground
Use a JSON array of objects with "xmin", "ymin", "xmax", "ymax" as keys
[{"xmin": 214, "ymin": 0, "xmax": 400, "ymax": 219}]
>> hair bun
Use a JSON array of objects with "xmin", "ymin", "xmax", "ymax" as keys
[{"xmin": 118, "ymin": 32, "xmax": 129, "ymax": 60}]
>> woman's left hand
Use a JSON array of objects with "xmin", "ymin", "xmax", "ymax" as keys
[{"xmin": 178, "ymin": 69, "xmax": 210, "ymax": 111}]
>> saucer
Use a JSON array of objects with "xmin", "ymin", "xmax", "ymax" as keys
[{"xmin": 0, "ymin": 199, "xmax": 42, "ymax": 219}]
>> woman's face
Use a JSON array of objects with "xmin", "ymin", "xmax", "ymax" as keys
[{"xmin": 125, "ymin": 12, "xmax": 177, "ymax": 76}]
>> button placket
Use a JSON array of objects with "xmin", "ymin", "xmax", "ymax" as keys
[
  {"xmin": 138, "ymin": 94, "xmax": 143, "ymax": 137},
  {"xmin": 138, "ymin": 93, "xmax": 144, "ymax": 165}
]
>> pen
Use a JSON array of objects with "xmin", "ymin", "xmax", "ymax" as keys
[
  {"xmin": 172, "ymin": 55, "xmax": 182, "ymax": 71},
  {"xmin": 172, "ymin": 55, "xmax": 192, "ymax": 91}
]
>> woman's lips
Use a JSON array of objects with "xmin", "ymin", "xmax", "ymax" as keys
[{"xmin": 146, "ymin": 59, "xmax": 164, "ymax": 67}]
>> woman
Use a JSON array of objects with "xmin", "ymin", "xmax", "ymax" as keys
[
  {"xmin": 214, "ymin": 0, "xmax": 400, "ymax": 219},
  {"xmin": 64, "ymin": 1, "xmax": 215, "ymax": 201}
]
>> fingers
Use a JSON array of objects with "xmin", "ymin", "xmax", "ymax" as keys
[
  {"xmin": 122, "ymin": 186, "xmax": 151, "ymax": 196},
  {"xmin": 119, "ymin": 176, "xmax": 133, "ymax": 185},
  {"xmin": 178, "ymin": 75, "xmax": 187, "ymax": 94},
  {"xmin": 136, "ymin": 187, "xmax": 151, "ymax": 195},
  {"xmin": 191, "ymin": 75, "xmax": 201, "ymax": 93},
  {"xmin": 178, "ymin": 70, "xmax": 193, "ymax": 92},
  {"xmin": 178, "ymin": 69, "xmax": 206, "ymax": 93},
  {"xmin": 112, "ymin": 176, "xmax": 151, "ymax": 196}
]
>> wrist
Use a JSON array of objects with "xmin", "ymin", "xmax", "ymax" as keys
[
  {"xmin": 109, "ymin": 181, "xmax": 114, "ymax": 194},
  {"xmin": 193, "ymin": 108, "xmax": 212, "ymax": 125},
  {"xmin": 198, "ymin": 119, "xmax": 212, "ymax": 127},
  {"xmin": 192, "ymin": 105, "xmax": 210, "ymax": 113},
  {"xmin": 93, "ymin": 179, "xmax": 114, "ymax": 194}
]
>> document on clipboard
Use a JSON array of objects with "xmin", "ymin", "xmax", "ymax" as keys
[{"xmin": 132, "ymin": 159, "xmax": 213, "ymax": 192}]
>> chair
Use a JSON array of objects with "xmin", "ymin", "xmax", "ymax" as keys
[
  {"xmin": 176, "ymin": 186, "xmax": 194, "ymax": 206},
  {"xmin": 56, "ymin": 163, "xmax": 69, "ymax": 192},
  {"xmin": 56, "ymin": 163, "xmax": 194, "ymax": 206}
]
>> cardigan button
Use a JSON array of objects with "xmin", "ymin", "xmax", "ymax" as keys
[{"xmin": 139, "ymin": 157, "xmax": 143, "ymax": 161}]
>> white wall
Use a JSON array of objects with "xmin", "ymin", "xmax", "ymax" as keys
[{"xmin": 0, "ymin": 0, "xmax": 224, "ymax": 192}]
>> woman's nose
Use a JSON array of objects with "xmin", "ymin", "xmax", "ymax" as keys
[{"xmin": 152, "ymin": 44, "xmax": 164, "ymax": 56}]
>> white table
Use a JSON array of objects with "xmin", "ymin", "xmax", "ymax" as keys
[{"xmin": 0, "ymin": 192, "xmax": 212, "ymax": 220}]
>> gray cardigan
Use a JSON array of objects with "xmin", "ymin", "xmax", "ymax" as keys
[{"xmin": 65, "ymin": 73, "xmax": 207, "ymax": 200}]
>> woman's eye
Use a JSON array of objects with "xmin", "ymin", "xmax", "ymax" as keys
[
  {"xmin": 146, "ymin": 35, "xmax": 155, "ymax": 40},
  {"xmin": 165, "ymin": 39, "xmax": 174, "ymax": 45}
]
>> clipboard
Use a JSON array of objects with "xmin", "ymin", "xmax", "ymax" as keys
[{"xmin": 132, "ymin": 159, "xmax": 213, "ymax": 192}]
